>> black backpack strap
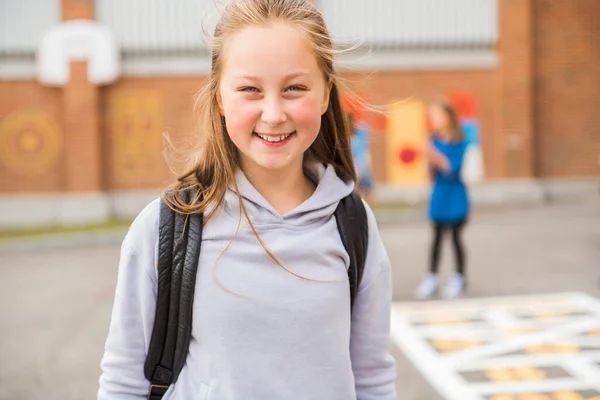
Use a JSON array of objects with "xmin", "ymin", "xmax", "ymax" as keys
[
  {"xmin": 334, "ymin": 190, "xmax": 369, "ymax": 313},
  {"xmin": 144, "ymin": 189, "xmax": 203, "ymax": 399}
]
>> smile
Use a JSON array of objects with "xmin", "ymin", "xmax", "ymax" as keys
[{"xmin": 254, "ymin": 132, "xmax": 294, "ymax": 143}]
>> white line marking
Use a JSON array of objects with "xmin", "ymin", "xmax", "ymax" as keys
[
  {"xmin": 483, "ymin": 308, "xmax": 522, "ymax": 329},
  {"xmin": 390, "ymin": 308, "xmax": 485, "ymax": 400},
  {"xmin": 470, "ymin": 380, "xmax": 596, "ymax": 396},
  {"xmin": 562, "ymin": 357, "xmax": 600, "ymax": 384},
  {"xmin": 576, "ymin": 336, "xmax": 600, "ymax": 347},
  {"xmin": 573, "ymin": 292, "xmax": 600, "ymax": 316},
  {"xmin": 394, "ymin": 292, "xmax": 585, "ymax": 316},
  {"xmin": 444, "ymin": 318, "xmax": 599, "ymax": 368},
  {"xmin": 456, "ymin": 352, "xmax": 600, "ymax": 370},
  {"xmin": 390, "ymin": 292, "xmax": 600, "ymax": 399}
]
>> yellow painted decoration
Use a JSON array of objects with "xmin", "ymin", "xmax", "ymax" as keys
[
  {"xmin": 430, "ymin": 339, "xmax": 481, "ymax": 352},
  {"xmin": 485, "ymin": 367, "xmax": 546, "ymax": 382},
  {"xmin": 111, "ymin": 91, "xmax": 165, "ymax": 186},
  {"xmin": 525, "ymin": 343, "xmax": 579, "ymax": 354},
  {"xmin": 485, "ymin": 369, "xmax": 514, "ymax": 382},
  {"xmin": 514, "ymin": 367, "xmax": 547, "ymax": 381},
  {"xmin": 519, "ymin": 394, "xmax": 551, "ymax": 400},
  {"xmin": 552, "ymin": 391, "xmax": 584, "ymax": 400},
  {"xmin": 0, "ymin": 109, "xmax": 62, "ymax": 177}
]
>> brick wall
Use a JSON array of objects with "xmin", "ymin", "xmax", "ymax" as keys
[
  {"xmin": 342, "ymin": 70, "xmax": 500, "ymax": 181},
  {"xmin": 63, "ymin": 61, "xmax": 102, "ymax": 191},
  {"xmin": 61, "ymin": 0, "xmax": 94, "ymax": 20},
  {"xmin": 0, "ymin": 82, "xmax": 64, "ymax": 193},
  {"xmin": 1, "ymin": 0, "xmax": 599, "ymax": 196},
  {"xmin": 533, "ymin": 0, "xmax": 600, "ymax": 177},
  {"xmin": 103, "ymin": 71, "xmax": 500, "ymax": 189},
  {"xmin": 498, "ymin": 0, "xmax": 535, "ymax": 178},
  {"xmin": 101, "ymin": 77, "xmax": 205, "ymax": 190}
]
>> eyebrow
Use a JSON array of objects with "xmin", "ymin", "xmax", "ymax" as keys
[{"xmin": 234, "ymin": 71, "xmax": 310, "ymax": 81}]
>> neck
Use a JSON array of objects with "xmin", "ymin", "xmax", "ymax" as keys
[{"xmin": 240, "ymin": 159, "xmax": 316, "ymax": 215}]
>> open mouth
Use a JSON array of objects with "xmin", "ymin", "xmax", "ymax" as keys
[{"xmin": 254, "ymin": 131, "xmax": 295, "ymax": 144}]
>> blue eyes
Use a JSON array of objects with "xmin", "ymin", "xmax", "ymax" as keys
[{"xmin": 239, "ymin": 86, "xmax": 306, "ymax": 93}]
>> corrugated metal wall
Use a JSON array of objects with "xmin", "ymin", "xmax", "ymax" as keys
[
  {"xmin": 321, "ymin": 0, "xmax": 498, "ymax": 48},
  {"xmin": 0, "ymin": 0, "xmax": 61, "ymax": 56},
  {"xmin": 95, "ymin": 0, "xmax": 218, "ymax": 54},
  {"xmin": 0, "ymin": 0, "xmax": 498, "ymax": 56},
  {"xmin": 94, "ymin": 0, "xmax": 498, "ymax": 54}
]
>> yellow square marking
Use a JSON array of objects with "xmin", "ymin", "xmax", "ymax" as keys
[
  {"xmin": 430, "ymin": 339, "xmax": 481, "ymax": 352},
  {"xmin": 525, "ymin": 343, "xmax": 579, "ymax": 354},
  {"xmin": 519, "ymin": 394, "xmax": 551, "ymax": 400},
  {"xmin": 552, "ymin": 391, "xmax": 584, "ymax": 400}
]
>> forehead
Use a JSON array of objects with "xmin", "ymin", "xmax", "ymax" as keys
[{"xmin": 221, "ymin": 21, "xmax": 322, "ymax": 80}]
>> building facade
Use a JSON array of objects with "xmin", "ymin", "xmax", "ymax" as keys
[{"xmin": 0, "ymin": 0, "xmax": 598, "ymax": 227}]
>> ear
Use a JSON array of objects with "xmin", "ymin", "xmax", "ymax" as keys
[
  {"xmin": 216, "ymin": 89, "xmax": 225, "ymax": 116},
  {"xmin": 321, "ymin": 80, "xmax": 333, "ymax": 115}
]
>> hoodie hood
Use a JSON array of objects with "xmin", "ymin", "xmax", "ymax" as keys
[{"xmin": 224, "ymin": 162, "xmax": 354, "ymax": 227}]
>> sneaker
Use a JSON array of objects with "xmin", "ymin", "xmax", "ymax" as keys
[
  {"xmin": 442, "ymin": 274, "xmax": 465, "ymax": 299},
  {"xmin": 415, "ymin": 273, "xmax": 439, "ymax": 299}
]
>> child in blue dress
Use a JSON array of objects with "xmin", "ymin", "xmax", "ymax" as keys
[
  {"xmin": 348, "ymin": 112, "xmax": 374, "ymax": 203},
  {"xmin": 415, "ymin": 101, "xmax": 470, "ymax": 299}
]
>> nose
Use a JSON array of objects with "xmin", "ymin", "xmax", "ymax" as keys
[{"xmin": 261, "ymin": 96, "xmax": 287, "ymax": 126}]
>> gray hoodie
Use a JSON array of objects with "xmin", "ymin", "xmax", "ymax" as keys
[{"xmin": 98, "ymin": 163, "xmax": 396, "ymax": 400}]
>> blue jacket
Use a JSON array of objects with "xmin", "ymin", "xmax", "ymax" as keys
[
  {"xmin": 351, "ymin": 123, "xmax": 370, "ymax": 178},
  {"xmin": 428, "ymin": 137, "xmax": 470, "ymax": 223}
]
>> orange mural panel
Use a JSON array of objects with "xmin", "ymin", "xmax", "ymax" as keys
[{"xmin": 386, "ymin": 99, "xmax": 428, "ymax": 185}]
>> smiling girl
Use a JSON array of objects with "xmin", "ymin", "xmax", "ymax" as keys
[{"xmin": 98, "ymin": 1, "xmax": 396, "ymax": 399}]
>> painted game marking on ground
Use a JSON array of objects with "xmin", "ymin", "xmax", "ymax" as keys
[{"xmin": 390, "ymin": 292, "xmax": 600, "ymax": 400}]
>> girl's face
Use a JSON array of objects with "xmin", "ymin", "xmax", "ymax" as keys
[
  {"xmin": 428, "ymin": 105, "xmax": 449, "ymax": 137},
  {"xmin": 217, "ymin": 21, "xmax": 330, "ymax": 175}
]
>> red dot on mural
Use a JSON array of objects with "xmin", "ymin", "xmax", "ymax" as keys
[{"xmin": 398, "ymin": 147, "xmax": 418, "ymax": 164}]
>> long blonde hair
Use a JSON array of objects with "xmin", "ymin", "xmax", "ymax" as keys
[{"xmin": 167, "ymin": 0, "xmax": 356, "ymax": 216}]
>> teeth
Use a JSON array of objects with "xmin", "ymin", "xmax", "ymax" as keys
[{"xmin": 257, "ymin": 133, "xmax": 291, "ymax": 143}]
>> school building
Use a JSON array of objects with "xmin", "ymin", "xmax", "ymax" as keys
[{"xmin": 0, "ymin": 0, "xmax": 599, "ymax": 228}]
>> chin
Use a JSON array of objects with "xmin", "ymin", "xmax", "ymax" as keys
[
  {"xmin": 251, "ymin": 155, "xmax": 299, "ymax": 172},
  {"xmin": 255, "ymin": 160, "xmax": 292, "ymax": 171}
]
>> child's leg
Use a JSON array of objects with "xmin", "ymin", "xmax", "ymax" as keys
[
  {"xmin": 451, "ymin": 222, "xmax": 466, "ymax": 276},
  {"xmin": 441, "ymin": 221, "xmax": 467, "ymax": 299},
  {"xmin": 430, "ymin": 223, "xmax": 445, "ymax": 274},
  {"xmin": 416, "ymin": 223, "xmax": 445, "ymax": 299}
]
